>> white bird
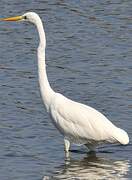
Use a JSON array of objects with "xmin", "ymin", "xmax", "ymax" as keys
[{"xmin": 1, "ymin": 12, "xmax": 129, "ymax": 153}]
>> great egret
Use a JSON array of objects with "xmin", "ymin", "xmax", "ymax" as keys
[{"xmin": 1, "ymin": 12, "xmax": 129, "ymax": 153}]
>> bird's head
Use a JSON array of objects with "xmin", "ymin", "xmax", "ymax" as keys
[{"xmin": 0, "ymin": 12, "xmax": 40, "ymax": 24}]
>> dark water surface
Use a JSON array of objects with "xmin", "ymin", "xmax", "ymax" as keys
[{"xmin": 0, "ymin": 1, "xmax": 132, "ymax": 179}]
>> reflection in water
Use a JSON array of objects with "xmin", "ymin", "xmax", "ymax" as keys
[{"xmin": 43, "ymin": 153, "xmax": 130, "ymax": 179}]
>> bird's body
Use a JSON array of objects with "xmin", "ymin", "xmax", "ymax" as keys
[
  {"xmin": 1, "ymin": 12, "xmax": 129, "ymax": 153},
  {"xmin": 48, "ymin": 92, "xmax": 128, "ymax": 150},
  {"xmin": 51, "ymin": 93, "xmax": 113, "ymax": 144}
]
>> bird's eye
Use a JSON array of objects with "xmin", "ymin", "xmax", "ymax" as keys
[{"xmin": 24, "ymin": 16, "xmax": 27, "ymax": 20}]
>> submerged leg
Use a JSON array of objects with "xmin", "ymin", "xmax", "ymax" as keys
[
  {"xmin": 85, "ymin": 144, "xmax": 96, "ymax": 152},
  {"xmin": 64, "ymin": 138, "xmax": 70, "ymax": 152}
]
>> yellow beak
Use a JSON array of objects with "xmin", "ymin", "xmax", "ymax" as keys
[{"xmin": 0, "ymin": 15, "xmax": 23, "ymax": 21}]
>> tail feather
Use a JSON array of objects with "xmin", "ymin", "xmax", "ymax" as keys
[{"xmin": 114, "ymin": 128, "xmax": 129, "ymax": 145}]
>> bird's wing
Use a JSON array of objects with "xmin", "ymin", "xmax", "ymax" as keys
[{"xmin": 50, "ymin": 93, "xmax": 117, "ymax": 143}]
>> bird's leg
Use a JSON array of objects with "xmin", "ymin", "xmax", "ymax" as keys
[
  {"xmin": 64, "ymin": 138, "xmax": 70, "ymax": 152},
  {"xmin": 64, "ymin": 139, "xmax": 70, "ymax": 159},
  {"xmin": 85, "ymin": 144, "xmax": 96, "ymax": 152}
]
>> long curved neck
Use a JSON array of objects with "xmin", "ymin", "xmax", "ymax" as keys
[{"xmin": 36, "ymin": 18, "xmax": 54, "ymax": 111}]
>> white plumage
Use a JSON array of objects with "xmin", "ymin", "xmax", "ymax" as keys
[
  {"xmin": 50, "ymin": 93, "xmax": 129, "ymax": 149},
  {"xmin": 2, "ymin": 12, "xmax": 129, "ymax": 152}
]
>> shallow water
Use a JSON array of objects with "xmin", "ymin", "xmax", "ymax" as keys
[{"xmin": 0, "ymin": 0, "xmax": 132, "ymax": 179}]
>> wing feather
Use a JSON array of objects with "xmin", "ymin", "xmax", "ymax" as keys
[{"xmin": 50, "ymin": 93, "xmax": 117, "ymax": 143}]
